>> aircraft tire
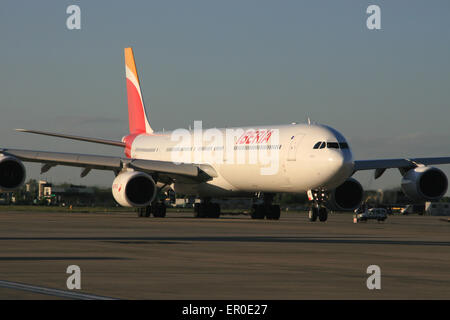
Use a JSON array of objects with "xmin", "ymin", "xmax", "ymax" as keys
[
  {"xmin": 318, "ymin": 207, "xmax": 328, "ymax": 222},
  {"xmin": 144, "ymin": 206, "xmax": 151, "ymax": 217},
  {"xmin": 208, "ymin": 203, "xmax": 221, "ymax": 218},
  {"xmin": 309, "ymin": 207, "xmax": 318, "ymax": 222},
  {"xmin": 152, "ymin": 203, "xmax": 166, "ymax": 217},
  {"xmin": 194, "ymin": 203, "xmax": 208, "ymax": 218},
  {"xmin": 137, "ymin": 207, "xmax": 146, "ymax": 218},
  {"xmin": 266, "ymin": 205, "xmax": 280, "ymax": 220},
  {"xmin": 251, "ymin": 205, "xmax": 265, "ymax": 219}
]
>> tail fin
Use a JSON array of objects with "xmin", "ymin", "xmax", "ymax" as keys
[{"xmin": 124, "ymin": 47, "xmax": 153, "ymax": 134}]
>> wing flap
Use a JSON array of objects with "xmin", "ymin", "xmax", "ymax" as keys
[{"xmin": 130, "ymin": 159, "xmax": 200, "ymax": 177}]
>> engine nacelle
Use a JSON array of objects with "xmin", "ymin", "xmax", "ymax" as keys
[
  {"xmin": 326, "ymin": 178, "xmax": 364, "ymax": 211},
  {"xmin": 0, "ymin": 156, "xmax": 26, "ymax": 191},
  {"xmin": 112, "ymin": 171, "xmax": 156, "ymax": 207},
  {"xmin": 401, "ymin": 166, "xmax": 448, "ymax": 202}
]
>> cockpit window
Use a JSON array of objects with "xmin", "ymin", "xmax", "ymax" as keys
[
  {"xmin": 314, "ymin": 141, "xmax": 349, "ymax": 150},
  {"xmin": 327, "ymin": 142, "xmax": 339, "ymax": 149},
  {"xmin": 313, "ymin": 142, "xmax": 321, "ymax": 149}
]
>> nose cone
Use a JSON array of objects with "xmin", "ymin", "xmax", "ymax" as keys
[
  {"xmin": 327, "ymin": 149, "xmax": 344, "ymax": 172},
  {"xmin": 324, "ymin": 150, "xmax": 354, "ymax": 189}
]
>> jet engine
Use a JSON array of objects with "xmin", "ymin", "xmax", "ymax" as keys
[
  {"xmin": 326, "ymin": 178, "xmax": 364, "ymax": 211},
  {"xmin": 401, "ymin": 166, "xmax": 448, "ymax": 202},
  {"xmin": 112, "ymin": 171, "xmax": 157, "ymax": 207},
  {"xmin": 0, "ymin": 156, "xmax": 26, "ymax": 191}
]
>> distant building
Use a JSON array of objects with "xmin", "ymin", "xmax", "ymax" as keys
[
  {"xmin": 381, "ymin": 188, "xmax": 413, "ymax": 205},
  {"xmin": 0, "ymin": 192, "xmax": 12, "ymax": 205},
  {"xmin": 52, "ymin": 185, "xmax": 95, "ymax": 206},
  {"xmin": 38, "ymin": 180, "xmax": 52, "ymax": 200},
  {"xmin": 363, "ymin": 189, "xmax": 383, "ymax": 205}
]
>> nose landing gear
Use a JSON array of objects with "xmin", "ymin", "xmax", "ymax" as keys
[
  {"xmin": 308, "ymin": 205, "xmax": 329, "ymax": 222},
  {"xmin": 307, "ymin": 190, "xmax": 329, "ymax": 222}
]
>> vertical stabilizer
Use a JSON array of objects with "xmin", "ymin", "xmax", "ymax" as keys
[{"xmin": 124, "ymin": 47, "xmax": 153, "ymax": 134}]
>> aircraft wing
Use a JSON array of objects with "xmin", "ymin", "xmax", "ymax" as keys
[
  {"xmin": 0, "ymin": 148, "xmax": 215, "ymax": 183},
  {"xmin": 15, "ymin": 129, "xmax": 126, "ymax": 147},
  {"xmin": 354, "ymin": 157, "xmax": 450, "ymax": 179}
]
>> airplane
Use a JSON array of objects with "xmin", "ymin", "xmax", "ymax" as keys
[{"xmin": 1, "ymin": 47, "xmax": 449, "ymax": 222}]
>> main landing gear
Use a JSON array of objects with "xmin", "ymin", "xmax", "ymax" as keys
[
  {"xmin": 307, "ymin": 190, "xmax": 328, "ymax": 222},
  {"xmin": 137, "ymin": 186, "xmax": 170, "ymax": 218},
  {"xmin": 251, "ymin": 193, "xmax": 281, "ymax": 220},
  {"xmin": 194, "ymin": 199, "xmax": 221, "ymax": 218},
  {"xmin": 137, "ymin": 202, "xmax": 166, "ymax": 218}
]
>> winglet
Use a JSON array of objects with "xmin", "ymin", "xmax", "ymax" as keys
[{"xmin": 125, "ymin": 47, "xmax": 153, "ymax": 134}]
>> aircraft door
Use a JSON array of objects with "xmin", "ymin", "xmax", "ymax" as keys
[{"xmin": 287, "ymin": 133, "xmax": 304, "ymax": 161}]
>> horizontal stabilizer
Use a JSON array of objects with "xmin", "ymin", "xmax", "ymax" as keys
[{"xmin": 16, "ymin": 129, "xmax": 125, "ymax": 147}]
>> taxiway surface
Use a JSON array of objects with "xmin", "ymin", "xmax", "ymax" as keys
[{"xmin": 0, "ymin": 210, "xmax": 448, "ymax": 299}]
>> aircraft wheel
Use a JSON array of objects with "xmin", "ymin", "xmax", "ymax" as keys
[
  {"xmin": 208, "ymin": 203, "xmax": 221, "ymax": 218},
  {"xmin": 152, "ymin": 203, "xmax": 166, "ymax": 217},
  {"xmin": 308, "ymin": 207, "xmax": 318, "ymax": 222},
  {"xmin": 194, "ymin": 203, "xmax": 200, "ymax": 217},
  {"xmin": 251, "ymin": 205, "xmax": 265, "ymax": 219},
  {"xmin": 266, "ymin": 205, "xmax": 280, "ymax": 220},
  {"xmin": 144, "ymin": 206, "xmax": 152, "ymax": 217},
  {"xmin": 137, "ymin": 207, "xmax": 146, "ymax": 218},
  {"xmin": 194, "ymin": 203, "xmax": 208, "ymax": 218},
  {"xmin": 318, "ymin": 207, "xmax": 328, "ymax": 222}
]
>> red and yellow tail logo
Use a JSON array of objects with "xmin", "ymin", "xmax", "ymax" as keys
[{"xmin": 125, "ymin": 47, "xmax": 153, "ymax": 134}]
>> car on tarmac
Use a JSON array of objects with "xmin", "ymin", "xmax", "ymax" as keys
[{"xmin": 354, "ymin": 208, "xmax": 387, "ymax": 223}]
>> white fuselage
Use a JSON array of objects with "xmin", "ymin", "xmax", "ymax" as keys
[{"xmin": 129, "ymin": 123, "xmax": 354, "ymax": 197}]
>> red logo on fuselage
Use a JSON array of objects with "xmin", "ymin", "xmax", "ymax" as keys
[{"xmin": 236, "ymin": 129, "xmax": 273, "ymax": 145}]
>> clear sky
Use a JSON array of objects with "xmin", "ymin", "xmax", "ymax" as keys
[{"xmin": 1, "ymin": 1, "xmax": 450, "ymax": 193}]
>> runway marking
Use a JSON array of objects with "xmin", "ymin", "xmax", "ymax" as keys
[{"xmin": 0, "ymin": 280, "xmax": 119, "ymax": 300}]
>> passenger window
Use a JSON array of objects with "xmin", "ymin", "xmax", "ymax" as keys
[
  {"xmin": 313, "ymin": 142, "xmax": 321, "ymax": 149},
  {"xmin": 327, "ymin": 142, "xmax": 339, "ymax": 149}
]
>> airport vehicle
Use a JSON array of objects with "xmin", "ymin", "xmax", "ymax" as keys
[
  {"xmin": 401, "ymin": 202, "xmax": 450, "ymax": 216},
  {"xmin": 424, "ymin": 202, "xmax": 450, "ymax": 216},
  {"xmin": 354, "ymin": 208, "xmax": 387, "ymax": 223},
  {"xmin": 1, "ymin": 48, "xmax": 449, "ymax": 221}
]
